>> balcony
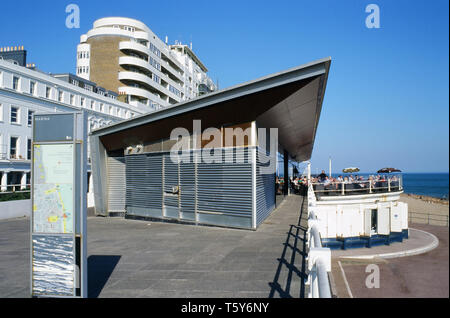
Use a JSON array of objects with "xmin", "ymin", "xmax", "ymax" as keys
[
  {"xmin": 310, "ymin": 175, "xmax": 403, "ymax": 200},
  {"xmin": 118, "ymin": 86, "xmax": 168, "ymax": 106},
  {"xmin": 119, "ymin": 41, "xmax": 150, "ymax": 57},
  {"xmin": 118, "ymin": 71, "xmax": 181, "ymax": 103}
]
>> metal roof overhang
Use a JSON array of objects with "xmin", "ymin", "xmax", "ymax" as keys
[{"xmin": 91, "ymin": 57, "xmax": 331, "ymax": 162}]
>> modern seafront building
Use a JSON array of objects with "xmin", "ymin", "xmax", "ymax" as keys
[
  {"xmin": 0, "ymin": 46, "xmax": 147, "ymax": 191},
  {"xmin": 89, "ymin": 58, "xmax": 331, "ymax": 229},
  {"xmin": 76, "ymin": 17, "xmax": 216, "ymax": 111}
]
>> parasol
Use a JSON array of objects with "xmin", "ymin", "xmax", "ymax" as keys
[
  {"xmin": 342, "ymin": 167, "xmax": 360, "ymax": 173},
  {"xmin": 377, "ymin": 168, "xmax": 401, "ymax": 173}
]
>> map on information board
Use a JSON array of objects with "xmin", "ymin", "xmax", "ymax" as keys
[{"xmin": 33, "ymin": 144, "xmax": 74, "ymax": 233}]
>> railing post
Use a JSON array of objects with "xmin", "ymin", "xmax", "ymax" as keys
[
  {"xmin": 388, "ymin": 178, "xmax": 391, "ymax": 192},
  {"xmin": 369, "ymin": 180, "xmax": 373, "ymax": 193},
  {"xmin": 341, "ymin": 182, "xmax": 345, "ymax": 195},
  {"xmin": 307, "ymin": 162, "xmax": 311, "ymax": 185},
  {"xmin": 311, "ymin": 267, "xmax": 319, "ymax": 298}
]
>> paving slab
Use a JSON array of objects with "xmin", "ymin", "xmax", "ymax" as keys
[
  {"xmin": 0, "ymin": 195, "xmax": 309, "ymax": 298},
  {"xmin": 330, "ymin": 224, "xmax": 449, "ymax": 298}
]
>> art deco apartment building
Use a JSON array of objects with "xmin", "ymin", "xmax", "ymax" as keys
[{"xmin": 76, "ymin": 17, "xmax": 216, "ymax": 110}]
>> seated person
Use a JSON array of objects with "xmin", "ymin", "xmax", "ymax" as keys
[{"xmin": 318, "ymin": 170, "xmax": 327, "ymax": 182}]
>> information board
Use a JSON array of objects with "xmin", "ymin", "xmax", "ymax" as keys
[
  {"xmin": 33, "ymin": 144, "xmax": 74, "ymax": 234},
  {"xmin": 31, "ymin": 112, "xmax": 87, "ymax": 298}
]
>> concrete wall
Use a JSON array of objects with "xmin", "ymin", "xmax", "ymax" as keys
[{"xmin": 0, "ymin": 199, "xmax": 31, "ymax": 220}]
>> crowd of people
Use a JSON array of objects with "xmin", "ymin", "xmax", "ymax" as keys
[
  {"xmin": 310, "ymin": 170, "xmax": 401, "ymax": 195},
  {"xmin": 276, "ymin": 169, "xmax": 401, "ymax": 196}
]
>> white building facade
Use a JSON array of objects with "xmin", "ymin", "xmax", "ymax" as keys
[
  {"xmin": 76, "ymin": 17, "xmax": 216, "ymax": 111},
  {"xmin": 0, "ymin": 58, "xmax": 146, "ymax": 191}
]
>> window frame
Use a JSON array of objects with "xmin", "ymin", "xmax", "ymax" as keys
[
  {"xmin": 10, "ymin": 106, "xmax": 19, "ymax": 124},
  {"xmin": 27, "ymin": 109, "xmax": 34, "ymax": 126},
  {"xmin": 10, "ymin": 136, "xmax": 19, "ymax": 159},
  {"xmin": 12, "ymin": 76, "xmax": 20, "ymax": 91},
  {"xmin": 29, "ymin": 81, "xmax": 36, "ymax": 95}
]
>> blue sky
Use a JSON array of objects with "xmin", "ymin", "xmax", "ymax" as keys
[{"xmin": 1, "ymin": 0, "xmax": 448, "ymax": 172}]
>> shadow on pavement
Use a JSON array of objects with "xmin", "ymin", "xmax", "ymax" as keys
[
  {"xmin": 268, "ymin": 195, "xmax": 308, "ymax": 298},
  {"xmin": 88, "ymin": 255, "xmax": 121, "ymax": 298}
]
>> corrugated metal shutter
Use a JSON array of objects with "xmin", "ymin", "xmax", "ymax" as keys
[
  {"xmin": 124, "ymin": 148, "xmax": 256, "ymax": 229},
  {"xmin": 180, "ymin": 152, "xmax": 195, "ymax": 220},
  {"xmin": 125, "ymin": 154, "xmax": 163, "ymax": 216},
  {"xmin": 256, "ymin": 148, "xmax": 276, "ymax": 226},
  {"xmin": 107, "ymin": 157, "xmax": 126, "ymax": 213},
  {"xmin": 197, "ymin": 148, "xmax": 253, "ymax": 227},
  {"xmin": 163, "ymin": 154, "xmax": 179, "ymax": 218}
]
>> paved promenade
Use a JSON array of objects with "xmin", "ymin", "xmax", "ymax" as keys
[
  {"xmin": 331, "ymin": 223, "xmax": 449, "ymax": 298},
  {"xmin": 0, "ymin": 195, "xmax": 309, "ymax": 298}
]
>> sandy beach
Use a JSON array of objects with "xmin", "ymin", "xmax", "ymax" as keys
[{"xmin": 400, "ymin": 194, "xmax": 449, "ymax": 226}]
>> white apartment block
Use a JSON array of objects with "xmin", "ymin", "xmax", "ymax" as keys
[
  {"xmin": 0, "ymin": 57, "xmax": 146, "ymax": 191},
  {"xmin": 76, "ymin": 17, "xmax": 216, "ymax": 111}
]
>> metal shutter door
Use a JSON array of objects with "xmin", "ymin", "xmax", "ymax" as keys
[
  {"xmin": 107, "ymin": 157, "xmax": 126, "ymax": 213},
  {"xmin": 125, "ymin": 154, "xmax": 163, "ymax": 217},
  {"xmin": 180, "ymin": 152, "xmax": 195, "ymax": 220},
  {"xmin": 197, "ymin": 148, "xmax": 253, "ymax": 228},
  {"xmin": 163, "ymin": 154, "xmax": 179, "ymax": 219}
]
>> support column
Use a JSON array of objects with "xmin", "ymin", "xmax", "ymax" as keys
[
  {"xmin": 1, "ymin": 172, "xmax": 8, "ymax": 192},
  {"xmin": 20, "ymin": 171, "xmax": 27, "ymax": 190},
  {"xmin": 283, "ymin": 150, "xmax": 289, "ymax": 196}
]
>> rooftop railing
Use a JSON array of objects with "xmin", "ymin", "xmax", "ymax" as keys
[{"xmin": 311, "ymin": 175, "xmax": 403, "ymax": 198}]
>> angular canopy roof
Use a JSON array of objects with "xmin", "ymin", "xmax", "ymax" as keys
[{"xmin": 91, "ymin": 57, "xmax": 331, "ymax": 162}]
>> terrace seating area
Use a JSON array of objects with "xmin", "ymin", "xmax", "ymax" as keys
[{"xmin": 310, "ymin": 174, "xmax": 402, "ymax": 198}]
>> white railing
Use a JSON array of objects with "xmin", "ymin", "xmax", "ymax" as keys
[
  {"xmin": 311, "ymin": 175, "xmax": 403, "ymax": 198},
  {"xmin": 0, "ymin": 183, "xmax": 31, "ymax": 194},
  {"xmin": 306, "ymin": 185, "xmax": 332, "ymax": 298}
]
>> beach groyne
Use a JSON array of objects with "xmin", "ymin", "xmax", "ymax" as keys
[{"xmin": 403, "ymin": 193, "xmax": 449, "ymax": 205}]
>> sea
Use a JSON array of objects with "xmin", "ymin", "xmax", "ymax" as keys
[
  {"xmin": 401, "ymin": 173, "xmax": 449, "ymax": 200},
  {"xmin": 298, "ymin": 172, "xmax": 449, "ymax": 200}
]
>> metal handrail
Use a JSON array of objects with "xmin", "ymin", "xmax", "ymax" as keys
[
  {"xmin": 309, "ymin": 224, "xmax": 322, "ymax": 248},
  {"xmin": 311, "ymin": 178, "xmax": 403, "ymax": 197},
  {"xmin": 0, "ymin": 183, "xmax": 31, "ymax": 194},
  {"xmin": 408, "ymin": 211, "xmax": 449, "ymax": 227},
  {"xmin": 316, "ymin": 258, "xmax": 332, "ymax": 298},
  {"xmin": 307, "ymin": 192, "xmax": 332, "ymax": 298}
]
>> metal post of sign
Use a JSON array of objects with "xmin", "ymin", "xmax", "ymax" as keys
[{"xmin": 30, "ymin": 112, "xmax": 87, "ymax": 298}]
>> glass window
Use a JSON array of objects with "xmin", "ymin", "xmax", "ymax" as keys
[
  {"xmin": 12, "ymin": 76, "xmax": 19, "ymax": 90},
  {"xmin": 81, "ymin": 97, "xmax": 85, "ymax": 107},
  {"xmin": 10, "ymin": 136, "xmax": 18, "ymax": 159},
  {"xmin": 70, "ymin": 94, "xmax": 75, "ymax": 105},
  {"xmin": 58, "ymin": 90, "xmax": 63, "ymax": 102},
  {"xmin": 10, "ymin": 106, "xmax": 19, "ymax": 123},
  {"xmin": 27, "ymin": 110, "xmax": 34, "ymax": 126},
  {"xmin": 46, "ymin": 86, "xmax": 51, "ymax": 99},
  {"xmin": 30, "ymin": 81, "xmax": 36, "ymax": 95},
  {"xmin": 27, "ymin": 139, "xmax": 32, "ymax": 160}
]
